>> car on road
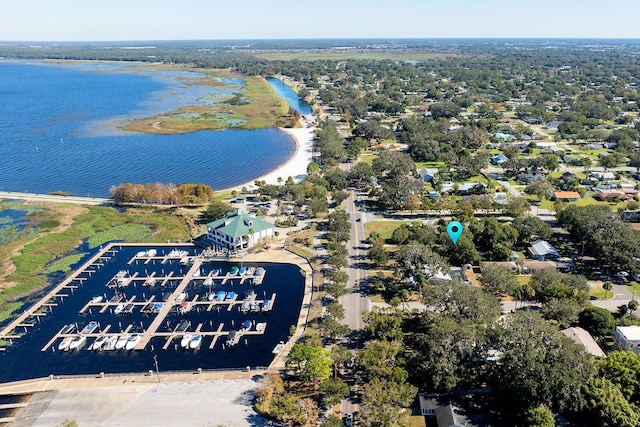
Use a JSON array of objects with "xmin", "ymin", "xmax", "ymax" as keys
[{"xmin": 355, "ymin": 218, "xmax": 361, "ymax": 222}]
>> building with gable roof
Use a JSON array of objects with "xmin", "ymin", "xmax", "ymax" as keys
[{"xmin": 205, "ymin": 209, "xmax": 275, "ymax": 252}]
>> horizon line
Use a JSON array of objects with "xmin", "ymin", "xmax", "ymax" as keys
[{"xmin": 2, "ymin": 36, "xmax": 640, "ymax": 44}]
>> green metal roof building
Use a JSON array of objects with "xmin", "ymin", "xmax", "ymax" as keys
[{"xmin": 205, "ymin": 209, "xmax": 275, "ymax": 252}]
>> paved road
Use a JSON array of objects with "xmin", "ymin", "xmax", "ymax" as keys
[
  {"xmin": 341, "ymin": 188, "xmax": 370, "ymax": 331},
  {"xmin": 0, "ymin": 191, "xmax": 112, "ymax": 205}
]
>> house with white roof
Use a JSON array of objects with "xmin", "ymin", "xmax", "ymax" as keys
[
  {"xmin": 614, "ymin": 326, "xmax": 640, "ymax": 353},
  {"xmin": 528, "ymin": 240, "xmax": 561, "ymax": 260}
]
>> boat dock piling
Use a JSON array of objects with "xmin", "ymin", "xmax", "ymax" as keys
[
  {"xmin": 135, "ymin": 260, "xmax": 203, "ymax": 350},
  {"xmin": 0, "ymin": 244, "xmax": 124, "ymax": 350}
]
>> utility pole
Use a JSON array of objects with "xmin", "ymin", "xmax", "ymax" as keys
[{"xmin": 153, "ymin": 354, "xmax": 160, "ymax": 382}]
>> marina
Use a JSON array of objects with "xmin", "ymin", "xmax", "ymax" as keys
[{"xmin": 0, "ymin": 243, "xmax": 304, "ymax": 383}]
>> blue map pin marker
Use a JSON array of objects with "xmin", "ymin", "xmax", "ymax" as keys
[{"xmin": 447, "ymin": 221, "xmax": 463, "ymax": 245}]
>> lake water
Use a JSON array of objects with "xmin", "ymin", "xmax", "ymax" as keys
[
  {"xmin": 266, "ymin": 77, "xmax": 313, "ymax": 115},
  {"xmin": 0, "ymin": 61, "xmax": 299, "ymax": 196},
  {"xmin": 0, "ymin": 246, "xmax": 304, "ymax": 382}
]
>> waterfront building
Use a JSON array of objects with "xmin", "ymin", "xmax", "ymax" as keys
[{"xmin": 205, "ymin": 209, "xmax": 275, "ymax": 252}]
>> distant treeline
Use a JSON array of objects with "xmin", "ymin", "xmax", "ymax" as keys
[{"xmin": 109, "ymin": 182, "xmax": 214, "ymax": 206}]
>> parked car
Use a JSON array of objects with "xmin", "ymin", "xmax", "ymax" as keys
[{"xmin": 344, "ymin": 413, "xmax": 353, "ymax": 426}]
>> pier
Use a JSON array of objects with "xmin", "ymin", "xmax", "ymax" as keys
[
  {"xmin": 0, "ymin": 243, "xmax": 125, "ymax": 350},
  {"xmin": 0, "ymin": 242, "xmax": 197, "ymax": 351}
]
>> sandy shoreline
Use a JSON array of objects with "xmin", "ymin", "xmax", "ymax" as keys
[{"xmin": 220, "ymin": 115, "xmax": 316, "ymax": 193}]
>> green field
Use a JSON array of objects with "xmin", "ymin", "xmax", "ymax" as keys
[{"xmin": 364, "ymin": 220, "xmax": 408, "ymax": 241}]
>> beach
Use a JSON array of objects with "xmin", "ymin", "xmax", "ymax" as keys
[{"xmin": 226, "ymin": 114, "xmax": 316, "ymax": 192}]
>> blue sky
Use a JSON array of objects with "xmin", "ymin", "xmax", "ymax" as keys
[{"xmin": 2, "ymin": 0, "xmax": 640, "ymax": 41}]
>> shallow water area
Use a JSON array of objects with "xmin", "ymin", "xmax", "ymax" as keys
[
  {"xmin": 0, "ymin": 61, "xmax": 295, "ymax": 196},
  {"xmin": 0, "ymin": 245, "xmax": 304, "ymax": 383}
]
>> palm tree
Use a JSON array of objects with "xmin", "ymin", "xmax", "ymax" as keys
[{"xmin": 246, "ymin": 227, "xmax": 255, "ymax": 249}]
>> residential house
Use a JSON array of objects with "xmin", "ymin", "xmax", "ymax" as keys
[
  {"xmin": 595, "ymin": 189, "xmax": 637, "ymax": 202},
  {"xmin": 528, "ymin": 240, "xmax": 561, "ymax": 260},
  {"xmin": 561, "ymin": 327, "xmax": 605, "ymax": 358},
  {"xmin": 457, "ymin": 182, "xmax": 486, "ymax": 196},
  {"xmin": 490, "ymin": 153, "xmax": 509, "ymax": 165},
  {"xmin": 521, "ymin": 260, "xmax": 559, "ymax": 273},
  {"xmin": 491, "ymin": 192, "xmax": 509, "ymax": 205},
  {"xmin": 205, "ymin": 209, "xmax": 275, "ymax": 252},
  {"xmin": 479, "ymin": 261, "xmax": 520, "ymax": 273},
  {"xmin": 493, "ymin": 132, "xmax": 515, "ymax": 142},
  {"xmin": 517, "ymin": 171, "xmax": 546, "ymax": 183},
  {"xmin": 418, "ymin": 168, "xmax": 437, "ymax": 182},
  {"xmin": 590, "ymin": 171, "xmax": 616, "ymax": 183},
  {"xmin": 543, "ymin": 120, "xmax": 562, "ymax": 130},
  {"xmin": 553, "ymin": 191, "xmax": 581, "ymax": 202},
  {"xmin": 614, "ymin": 326, "xmax": 640, "ymax": 353},
  {"xmin": 418, "ymin": 394, "xmax": 483, "ymax": 427}
]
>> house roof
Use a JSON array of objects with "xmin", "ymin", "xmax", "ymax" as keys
[
  {"xmin": 554, "ymin": 191, "xmax": 581, "ymax": 200},
  {"xmin": 562, "ymin": 327, "xmax": 605, "ymax": 358},
  {"xmin": 617, "ymin": 326, "xmax": 640, "ymax": 342},
  {"xmin": 206, "ymin": 211, "xmax": 274, "ymax": 239},
  {"xmin": 521, "ymin": 260, "xmax": 558, "ymax": 271},
  {"xmin": 528, "ymin": 240, "xmax": 560, "ymax": 258}
]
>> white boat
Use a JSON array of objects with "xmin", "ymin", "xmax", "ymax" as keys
[
  {"xmin": 180, "ymin": 256, "xmax": 189, "ymax": 265},
  {"xmin": 125, "ymin": 333, "xmax": 141, "ymax": 350},
  {"xmin": 241, "ymin": 301, "xmax": 251, "ymax": 313},
  {"xmin": 256, "ymin": 322, "xmax": 265, "ymax": 332},
  {"xmin": 90, "ymin": 335, "xmax": 108, "ymax": 351},
  {"xmin": 226, "ymin": 330, "xmax": 238, "ymax": 347},
  {"xmin": 136, "ymin": 250, "xmax": 147, "ymax": 257},
  {"xmin": 147, "ymin": 249, "xmax": 157, "ymax": 257},
  {"xmin": 114, "ymin": 303, "xmax": 125, "ymax": 315},
  {"xmin": 68, "ymin": 335, "xmax": 86, "ymax": 351},
  {"xmin": 102, "ymin": 335, "xmax": 118, "ymax": 351},
  {"xmin": 115, "ymin": 334, "xmax": 129, "ymax": 350},
  {"xmin": 143, "ymin": 277, "xmax": 156, "ymax": 287},
  {"xmin": 58, "ymin": 336, "xmax": 74, "ymax": 351},
  {"xmin": 272, "ymin": 341, "xmax": 285, "ymax": 354},
  {"xmin": 193, "ymin": 269, "xmax": 201, "ymax": 277},
  {"xmin": 172, "ymin": 249, "xmax": 188, "ymax": 257},
  {"xmin": 181, "ymin": 333, "xmax": 193, "ymax": 349},
  {"xmin": 203, "ymin": 277, "xmax": 214, "ymax": 287},
  {"xmin": 81, "ymin": 321, "xmax": 99, "ymax": 334},
  {"xmin": 247, "ymin": 267, "xmax": 256, "ymax": 276},
  {"xmin": 175, "ymin": 292, "xmax": 187, "ymax": 303},
  {"xmin": 91, "ymin": 295, "xmax": 103, "ymax": 303},
  {"xmin": 189, "ymin": 335, "xmax": 202, "ymax": 349}
]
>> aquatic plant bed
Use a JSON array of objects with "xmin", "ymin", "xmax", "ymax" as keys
[{"xmin": 0, "ymin": 243, "xmax": 303, "ymax": 383}]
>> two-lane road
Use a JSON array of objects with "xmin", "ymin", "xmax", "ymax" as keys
[{"xmin": 340, "ymin": 189, "xmax": 370, "ymax": 331}]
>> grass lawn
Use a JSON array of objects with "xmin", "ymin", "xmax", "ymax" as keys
[
  {"xmin": 409, "ymin": 415, "xmax": 427, "ymax": 427},
  {"xmin": 415, "ymin": 161, "xmax": 445, "ymax": 169},
  {"xmin": 590, "ymin": 287, "xmax": 610, "ymax": 300},
  {"xmin": 359, "ymin": 151, "xmax": 378, "ymax": 165},
  {"xmin": 624, "ymin": 281, "xmax": 640, "ymax": 296},
  {"xmin": 516, "ymin": 275, "xmax": 532, "ymax": 285},
  {"xmin": 364, "ymin": 221, "xmax": 408, "ymax": 241}
]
